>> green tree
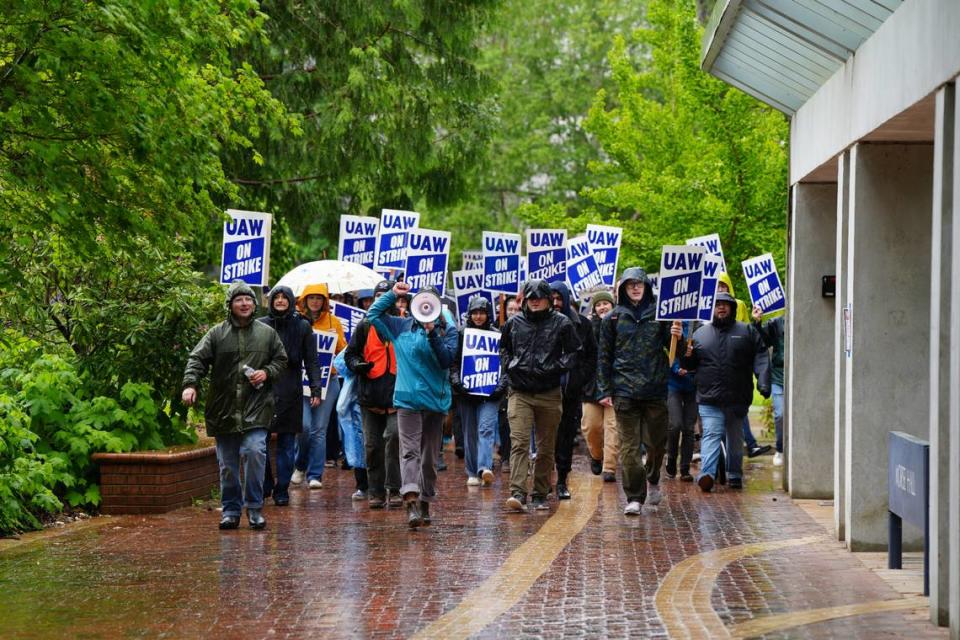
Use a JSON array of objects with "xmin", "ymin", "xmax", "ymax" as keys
[
  {"xmin": 220, "ymin": 1, "xmax": 500, "ymax": 269},
  {"xmin": 580, "ymin": 0, "xmax": 789, "ymax": 282}
]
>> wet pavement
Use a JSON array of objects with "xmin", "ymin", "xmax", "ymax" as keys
[{"xmin": 0, "ymin": 445, "xmax": 946, "ymax": 639}]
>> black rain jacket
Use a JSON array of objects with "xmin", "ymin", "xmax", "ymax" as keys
[
  {"xmin": 499, "ymin": 303, "xmax": 581, "ymax": 394},
  {"xmin": 680, "ymin": 317, "xmax": 770, "ymax": 409}
]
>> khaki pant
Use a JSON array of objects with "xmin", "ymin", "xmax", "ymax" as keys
[
  {"xmin": 581, "ymin": 401, "xmax": 619, "ymax": 473},
  {"xmin": 507, "ymin": 388, "xmax": 562, "ymax": 498},
  {"xmin": 614, "ymin": 397, "xmax": 668, "ymax": 504}
]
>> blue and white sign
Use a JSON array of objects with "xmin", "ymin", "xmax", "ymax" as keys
[
  {"xmin": 331, "ymin": 301, "xmax": 366, "ymax": 343},
  {"xmin": 460, "ymin": 328, "xmax": 501, "ymax": 397},
  {"xmin": 302, "ymin": 330, "xmax": 338, "ymax": 400},
  {"xmin": 519, "ymin": 256, "xmax": 527, "ymax": 285},
  {"xmin": 648, "ymin": 272, "xmax": 660, "ymax": 298},
  {"xmin": 462, "ymin": 250, "xmax": 483, "ymax": 271},
  {"xmin": 742, "ymin": 253, "xmax": 786, "ymax": 315},
  {"xmin": 453, "ymin": 269, "xmax": 495, "ymax": 326},
  {"xmin": 482, "ymin": 231, "xmax": 521, "ymax": 295},
  {"xmin": 374, "ymin": 209, "xmax": 420, "ymax": 273},
  {"xmin": 338, "ymin": 215, "xmax": 379, "ymax": 270},
  {"xmin": 566, "ymin": 235, "xmax": 604, "ymax": 299},
  {"xmin": 220, "ymin": 209, "xmax": 272, "ymax": 286},
  {"xmin": 698, "ymin": 254, "xmax": 724, "ymax": 321},
  {"xmin": 404, "ymin": 228, "xmax": 451, "ymax": 295},
  {"xmin": 687, "ymin": 233, "xmax": 727, "ymax": 274},
  {"xmin": 586, "ymin": 224, "xmax": 622, "ymax": 288},
  {"xmin": 526, "ymin": 229, "xmax": 567, "ymax": 283},
  {"xmin": 655, "ymin": 245, "xmax": 705, "ymax": 321}
]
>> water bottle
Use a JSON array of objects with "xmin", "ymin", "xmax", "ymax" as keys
[{"xmin": 242, "ymin": 364, "xmax": 263, "ymax": 389}]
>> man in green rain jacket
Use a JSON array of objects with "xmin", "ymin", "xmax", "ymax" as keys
[{"xmin": 182, "ymin": 281, "xmax": 288, "ymax": 530}]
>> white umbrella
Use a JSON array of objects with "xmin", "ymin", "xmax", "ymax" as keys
[{"xmin": 273, "ymin": 260, "xmax": 384, "ymax": 297}]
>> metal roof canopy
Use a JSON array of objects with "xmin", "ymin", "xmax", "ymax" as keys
[{"xmin": 702, "ymin": 0, "xmax": 903, "ymax": 115}]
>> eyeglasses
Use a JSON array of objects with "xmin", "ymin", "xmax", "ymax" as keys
[{"xmin": 625, "ymin": 281, "xmax": 645, "ymax": 288}]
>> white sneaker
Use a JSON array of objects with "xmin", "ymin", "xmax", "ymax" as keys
[
  {"xmin": 647, "ymin": 483, "xmax": 663, "ymax": 506},
  {"xmin": 466, "ymin": 476, "xmax": 481, "ymax": 486},
  {"xmin": 291, "ymin": 469, "xmax": 305, "ymax": 484},
  {"xmin": 773, "ymin": 452, "xmax": 784, "ymax": 466},
  {"xmin": 308, "ymin": 479, "xmax": 322, "ymax": 489},
  {"xmin": 623, "ymin": 501, "xmax": 642, "ymax": 516},
  {"xmin": 691, "ymin": 453, "xmax": 701, "ymax": 462},
  {"xmin": 480, "ymin": 469, "xmax": 494, "ymax": 486},
  {"xmin": 351, "ymin": 489, "xmax": 367, "ymax": 501}
]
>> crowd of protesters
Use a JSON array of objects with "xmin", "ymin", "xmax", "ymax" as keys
[{"xmin": 182, "ymin": 266, "xmax": 784, "ymax": 530}]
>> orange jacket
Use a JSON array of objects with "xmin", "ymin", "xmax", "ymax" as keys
[{"xmin": 297, "ymin": 283, "xmax": 347, "ymax": 373}]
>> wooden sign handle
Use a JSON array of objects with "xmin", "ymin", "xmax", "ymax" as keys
[{"xmin": 668, "ymin": 333, "xmax": 678, "ymax": 366}]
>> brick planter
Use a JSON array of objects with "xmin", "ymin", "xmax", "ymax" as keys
[{"xmin": 93, "ymin": 445, "xmax": 219, "ymax": 515}]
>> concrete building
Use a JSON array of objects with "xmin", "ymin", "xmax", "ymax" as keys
[{"xmin": 702, "ymin": 0, "xmax": 960, "ymax": 634}]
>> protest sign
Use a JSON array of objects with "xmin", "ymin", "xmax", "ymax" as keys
[
  {"xmin": 482, "ymin": 231, "xmax": 521, "ymax": 295},
  {"xmin": 648, "ymin": 272, "xmax": 660, "ymax": 298},
  {"xmin": 220, "ymin": 209, "xmax": 272, "ymax": 286},
  {"xmin": 519, "ymin": 256, "xmax": 527, "ymax": 285},
  {"xmin": 338, "ymin": 215, "xmax": 379, "ymax": 269},
  {"xmin": 302, "ymin": 330, "xmax": 337, "ymax": 400},
  {"xmin": 460, "ymin": 328, "xmax": 501, "ymax": 396},
  {"xmin": 331, "ymin": 302, "xmax": 366, "ymax": 343},
  {"xmin": 526, "ymin": 229, "xmax": 567, "ymax": 283},
  {"xmin": 586, "ymin": 224, "xmax": 622, "ymax": 288},
  {"xmin": 687, "ymin": 233, "xmax": 727, "ymax": 274},
  {"xmin": 742, "ymin": 253, "xmax": 786, "ymax": 315},
  {"xmin": 374, "ymin": 209, "xmax": 420, "ymax": 273},
  {"xmin": 698, "ymin": 254, "xmax": 724, "ymax": 321},
  {"xmin": 404, "ymin": 229, "xmax": 451, "ymax": 295},
  {"xmin": 566, "ymin": 235, "xmax": 604, "ymax": 299},
  {"xmin": 655, "ymin": 246, "xmax": 705, "ymax": 321},
  {"xmin": 462, "ymin": 250, "xmax": 483, "ymax": 271},
  {"xmin": 453, "ymin": 269, "xmax": 495, "ymax": 326}
]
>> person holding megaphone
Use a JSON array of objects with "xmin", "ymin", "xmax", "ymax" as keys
[{"xmin": 366, "ymin": 280, "xmax": 459, "ymax": 529}]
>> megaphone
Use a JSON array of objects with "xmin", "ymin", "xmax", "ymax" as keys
[{"xmin": 411, "ymin": 290, "xmax": 442, "ymax": 324}]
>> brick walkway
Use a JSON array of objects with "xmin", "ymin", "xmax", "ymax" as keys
[{"xmin": 0, "ymin": 447, "xmax": 946, "ymax": 639}]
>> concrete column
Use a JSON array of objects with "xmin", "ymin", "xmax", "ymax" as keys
[
  {"xmin": 787, "ymin": 182, "xmax": 837, "ymax": 498},
  {"xmin": 948, "ymin": 87, "xmax": 960, "ymax": 640},
  {"xmin": 844, "ymin": 143, "xmax": 933, "ymax": 551},
  {"xmin": 931, "ymin": 83, "xmax": 954, "ymax": 627},
  {"xmin": 834, "ymin": 150, "xmax": 850, "ymax": 542}
]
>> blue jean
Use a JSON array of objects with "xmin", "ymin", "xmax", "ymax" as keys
[
  {"xmin": 338, "ymin": 388, "xmax": 366, "ymax": 469},
  {"xmin": 772, "ymin": 383, "xmax": 784, "ymax": 453},
  {"xmin": 296, "ymin": 375, "xmax": 340, "ymax": 481},
  {"xmin": 742, "ymin": 416, "xmax": 758, "ymax": 450},
  {"xmin": 460, "ymin": 399, "xmax": 499, "ymax": 477},
  {"xmin": 263, "ymin": 432, "xmax": 297, "ymax": 501},
  {"xmin": 215, "ymin": 428, "xmax": 268, "ymax": 517},
  {"xmin": 699, "ymin": 404, "xmax": 745, "ymax": 482}
]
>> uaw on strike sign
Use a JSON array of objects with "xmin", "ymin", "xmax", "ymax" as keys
[
  {"xmin": 460, "ymin": 328, "xmax": 501, "ymax": 396},
  {"xmin": 220, "ymin": 209, "xmax": 272, "ymax": 286},
  {"xmin": 655, "ymin": 245, "xmax": 704, "ymax": 321}
]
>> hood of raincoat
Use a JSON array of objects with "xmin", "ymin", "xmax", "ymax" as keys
[
  {"xmin": 616, "ymin": 267, "xmax": 654, "ymax": 309},
  {"xmin": 267, "ymin": 285, "xmax": 296, "ymax": 319},
  {"xmin": 549, "ymin": 281, "xmax": 579, "ymax": 324},
  {"xmin": 297, "ymin": 283, "xmax": 331, "ymax": 319},
  {"xmin": 466, "ymin": 295, "xmax": 494, "ymax": 330},
  {"xmin": 717, "ymin": 271, "xmax": 737, "ymax": 297}
]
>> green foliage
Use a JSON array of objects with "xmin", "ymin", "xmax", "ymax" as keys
[
  {"xmin": 0, "ymin": 0, "xmax": 298, "ymax": 289},
  {"xmin": 221, "ymin": 1, "xmax": 500, "ymax": 263},
  {"xmin": 577, "ymin": 0, "xmax": 788, "ymax": 283},
  {"xmin": 2, "ymin": 235, "xmax": 224, "ymax": 408}
]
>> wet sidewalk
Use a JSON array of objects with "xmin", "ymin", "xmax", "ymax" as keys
[{"xmin": 0, "ymin": 448, "xmax": 945, "ymax": 639}]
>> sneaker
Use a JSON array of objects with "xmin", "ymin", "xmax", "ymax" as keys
[
  {"xmin": 623, "ymin": 501, "xmax": 642, "ymax": 516},
  {"xmin": 728, "ymin": 477, "xmax": 743, "ymax": 489},
  {"xmin": 466, "ymin": 476, "xmax": 481, "ymax": 487},
  {"xmin": 219, "ymin": 515, "xmax": 240, "ymax": 530},
  {"xmin": 505, "ymin": 494, "xmax": 527, "ymax": 513},
  {"xmin": 368, "ymin": 496, "xmax": 386, "ymax": 509},
  {"xmin": 531, "ymin": 495, "xmax": 550, "ymax": 511},
  {"xmin": 480, "ymin": 469, "xmax": 494, "ymax": 486},
  {"xmin": 291, "ymin": 469, "xmax": 305, "ymax": 485},
  {"xmin": 406, "ymin": 498, "xmax": 422, "ymax": 528},
  {"xmin": 665, "ymin": 460, "xmax": 677, "ymax": 479},
  {"xmin": 308, "ymin": 479, "xmax": 322, "ymax": 489},
  {"xmin": 388, "ymin": 491, "xmax": 403, "ymax": 508},
  {"xmin": 419, "ymin": 500, "xmax": 431, "ymax": 526},
  {"xmin": 247, "ymin": 509, "xmax": 266, "ymax": 530},
  {"xmin": 773, "ymin": 452, "xmax": 784, "ymax": 466},
  {"xmin": 698, "ymin": 474, "xmax": 714, "ymax": 493},
  {"xmin": 351, "ymin": 489, "xmax": 367, "ymax": 501},
  {"xmin": 437, "ymin": 454, "xmax": 448, "ymax": 471},
  {"xmin": 680, "ymin": 473, "xmax": 694, "ymax": 482},
  {"xmin": 589, "ymin": 456, "xmax": 603, "ymax": 476},
  {"xmin": 556, "ymin": 483, "xmax": 571, "ymax": 500},
  {"xmin": 647, "ymin": 483, "xmax": 663, "ymax": 506},
  {"xmin": 691, "ymin": 452, "xmax": 701, "ymax": 462},
  {"xmin": 602, "ymin": 472, "xmax": 616, "ymax": 483},
  {"xmin": 748, "ymin": 444, "xmax": 772, "ymax": 458}
]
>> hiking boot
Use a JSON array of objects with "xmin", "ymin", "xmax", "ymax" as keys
[
  {"xmin": 698, "ymin": 474, "xmax": 714, "ymax": 493},
  {"xmin": 219, "ymin": 515, "xmax": 240, "ymax": 530},
  {"xmin": 505, "ymin": 493, "xmax": 527, "ymax": 513},
  {"xmin": 388, "ymin": 491, "xmax": 403, "ymax": 507},
  {"xmin": 405, "ymin": 495, "xmax": 422, "ymax": 528}
]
